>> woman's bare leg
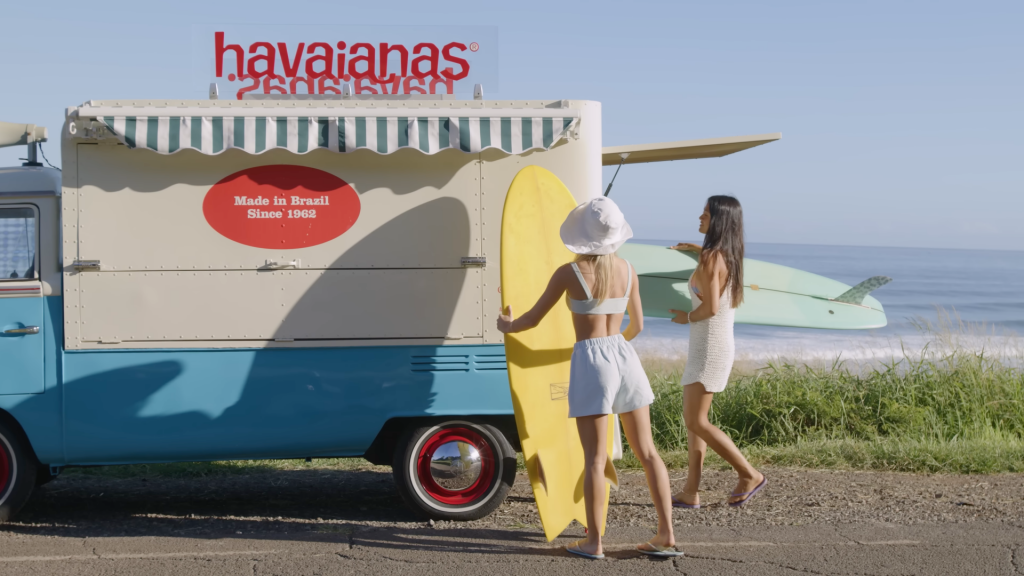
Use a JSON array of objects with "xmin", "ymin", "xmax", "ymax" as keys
[
  {"xmin": 575, "ymin": 414, "xmax": 609, "ymax": 555},
  {"xmin": 619, "ymin": 407, "xmax": 675, "ymax": 549},
  {"xmin": 673, "ymin": 428, "xmax": 706, "ymax": 505},
  {"xmin": 683, "ymin": 382, "xmax": 763, "ymax": 503}
]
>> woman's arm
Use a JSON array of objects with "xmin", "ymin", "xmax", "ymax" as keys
[
  {"xmin": 669, "ymin": 251, "xmax": 724, "ymax": 325},
  {"xmin": 497, "ymin": 265, "xmax": 569, "ymax": 334},
  {"xmin": 670, "ymin": 242, "xmax": 702, "ymax": 253},
  {"xmin": 622, "ymin": 263, "xmax": 644, "ymax": 341}
]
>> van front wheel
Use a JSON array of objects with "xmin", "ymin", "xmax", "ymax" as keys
[
  {"xmin": 0, "ymin": 420, "xmax": 37, "ymax": 523},
  {"xmin": 393, "ymin": 421, "xmax": 515, "ymax": 521}
]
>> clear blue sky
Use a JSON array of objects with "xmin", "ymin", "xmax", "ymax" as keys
[{"xmin": 2, "ymin": 0, "xmax": 1021, "ymax": 250}]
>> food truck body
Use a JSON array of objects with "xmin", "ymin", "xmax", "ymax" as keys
[
  {"xmin": 0, "ymin": 97, "xmax": 778, "ymax": 521},
  {"xmin": 0, "ymin": 97, "xmax": 606, "ymax": 521}
]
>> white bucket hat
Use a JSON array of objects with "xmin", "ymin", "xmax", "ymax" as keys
[{"xmin": 559, "ymin": 197, "xmax": 634, "ymax": 255}]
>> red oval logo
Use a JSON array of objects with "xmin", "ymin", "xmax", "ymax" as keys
[{"xmin": 203, "ymin": 165, "xmax": 360, "ymax": 249}]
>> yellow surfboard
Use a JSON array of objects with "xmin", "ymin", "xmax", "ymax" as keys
[{"xmin": 500, "ymin": 166, "xmax": 617, "ymax": 542}]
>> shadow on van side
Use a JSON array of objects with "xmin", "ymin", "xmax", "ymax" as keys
[{"xmin": 56, "ymin": 188, "xmax": 509, "ymax": 468}]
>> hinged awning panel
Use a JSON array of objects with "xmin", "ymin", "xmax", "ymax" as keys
[
  {"xmin": 98, "ymin": 116, "xmax": 578, "ymax": 156},
  {"xmin": 602, "ymin": 133, "xmax": 781, "ymax": 165}
]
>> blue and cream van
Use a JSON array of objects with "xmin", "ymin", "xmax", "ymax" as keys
[{"xmin": 0, "ymin": 97, "xmax": 778, "ymax": 521}]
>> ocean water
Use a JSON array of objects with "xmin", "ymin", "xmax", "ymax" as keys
[{"xmin": 627, "ymin": 241, "xmax": 1024, "ymax": 364}]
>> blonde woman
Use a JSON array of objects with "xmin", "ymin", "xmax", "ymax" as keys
[
  {"xmin": 669, "ymin": 196, "xmax": 766, "ymax": 508},
  {"xmin": 498, "ymin": 197, "xmax": 682, "ymax": 559}
]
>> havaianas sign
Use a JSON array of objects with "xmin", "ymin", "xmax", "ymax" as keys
[{"xmin": 192, "ymin": 25, "xmax": 499, "ymax": 99}]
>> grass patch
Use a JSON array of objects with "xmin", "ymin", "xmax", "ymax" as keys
[{"xmin": 638, "ymin": 326, "xmax": 1024, "ymax": 474}]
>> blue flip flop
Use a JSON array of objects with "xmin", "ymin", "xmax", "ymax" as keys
[
  {"xmin": 728, "ymin": 476, "xmax": 767, "ymax": 507},
  {"xmin": 672, "ymin": 493, "xmax": 700, "ymax": 509},
  {"xmin": 566, "ymin": 540, "xmax": 605, "ymax": 560}
]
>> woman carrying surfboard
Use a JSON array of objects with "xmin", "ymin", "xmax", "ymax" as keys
[
  {"xmin": 497, "ymin": 197, "xmax": 682, "ymax": 560},
  {"xmin": 669, "ymin": 195, "xmax": 767, "ymax": 508}
]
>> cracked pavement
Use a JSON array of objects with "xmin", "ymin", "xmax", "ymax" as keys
[{"xmin": 1, "ymin": 465, "xmax": 1022, "ymax": 575}]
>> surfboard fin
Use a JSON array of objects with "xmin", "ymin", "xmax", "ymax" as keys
[
  {"xmin": 604, "ymin": 459, "xmax": 619, "ymax": 491},
  {"xmin": 831, "ymin": 276, "xmax": 892, "ymax": 305},
  {"xmin": 535, "ymin": 455, "xmax": 548, "ymax": 495}
]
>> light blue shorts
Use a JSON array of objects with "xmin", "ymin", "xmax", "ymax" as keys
[{"xmin": 568, "ymin": 334, "xmax": 655, "ymax": 418}]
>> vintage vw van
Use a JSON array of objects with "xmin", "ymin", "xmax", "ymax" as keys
[{"xmin": 0, "ymin": 98, "xmax": 778, "ymax": 521}]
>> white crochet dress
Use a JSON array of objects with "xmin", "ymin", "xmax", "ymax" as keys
[{"xmin": 680, "ymin": 272, "xmax": 735, "ymax": 393}]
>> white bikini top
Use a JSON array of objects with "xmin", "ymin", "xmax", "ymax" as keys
[{"xmin": 568, "ymin": 261, "xmax": 632, "ymax": 315}]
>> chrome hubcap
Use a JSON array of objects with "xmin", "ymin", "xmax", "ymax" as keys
[{"xmin": 428, "ymin": 441, "xmax": 482, "ymax": 491}]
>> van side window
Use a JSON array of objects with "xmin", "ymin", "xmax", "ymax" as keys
[{"xmin": 0, "ymin": 207, "xmax": 37, "ymax": 281}]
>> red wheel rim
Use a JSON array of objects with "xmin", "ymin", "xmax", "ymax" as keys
[
  {"xmin": 0, "ymin": 440, "xmax": 11, "ymax": 497},
  {"xmin": 415, "ymin": 427, "xmax": 496, "ymax": 506}
]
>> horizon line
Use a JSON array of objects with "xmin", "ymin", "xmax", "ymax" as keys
[{"xmin": 629, "ymin": 239, "xmax": 1024, "ymax": 254}]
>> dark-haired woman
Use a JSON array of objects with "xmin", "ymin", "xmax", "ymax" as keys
[{"xmin": 668, "ymin": 196, "xmax": 766, "ymax": 508}]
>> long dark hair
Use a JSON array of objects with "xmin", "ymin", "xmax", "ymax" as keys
[{"xmin": 701, "ymin": 195, "xmax": 744, "ymax": 307}]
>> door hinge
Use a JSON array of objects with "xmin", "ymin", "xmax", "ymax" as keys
[
  {"xmin": 260, "ymin": 259, "xmax": 300, "ymax": 271},
  {"xmin": 461, "ymin": 256, "xmax": 487, "ymax": 267}
]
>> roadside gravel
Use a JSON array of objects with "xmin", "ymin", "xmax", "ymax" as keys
[{"xmin": 4, "ymin": 465, "xmax": 1022, "ymax": 538}]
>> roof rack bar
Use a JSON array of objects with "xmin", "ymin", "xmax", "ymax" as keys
[{"xmin": 75, "ymin": 107, "xmax": 581, "ymax": 119}]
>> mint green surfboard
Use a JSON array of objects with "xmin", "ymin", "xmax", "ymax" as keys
[{"xmin": 617, "ymin": 243, "xmax": 890, "ymax": 330}]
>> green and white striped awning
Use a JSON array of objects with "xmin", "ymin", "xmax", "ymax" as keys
[{"xmin": 99, "ymin": 116, "xmax": 579, "ymax": 156}]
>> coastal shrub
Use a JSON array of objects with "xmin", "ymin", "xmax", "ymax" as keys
[{"xmin": 638, "ymin": 330, "xmax": 1024, "ymax": 473}]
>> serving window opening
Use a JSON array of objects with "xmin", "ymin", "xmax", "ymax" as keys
[{"xmin": 0, "ymin": 206, "xmax": 37, "ymax": 282}]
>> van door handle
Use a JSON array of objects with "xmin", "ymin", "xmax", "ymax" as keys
[{"xmin": 4, "ymin": 326, "xmax": 40, "ymax": 335}]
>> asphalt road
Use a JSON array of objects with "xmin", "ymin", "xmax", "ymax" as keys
[{"xmin": 2, "ymin": 465, "xmax": 1022, "ymax": 575}]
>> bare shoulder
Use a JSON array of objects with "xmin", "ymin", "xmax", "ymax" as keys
[
  {"xmin": 618, "ymin": 255, "xmax": 636, "ymax": 275},
  {"xmin": 552, "ymin": 263, "xmax": 575, "ymax": 282},
  {"xmin": 702, "ymin": 250, "xmax": 728, "ymax": 274}
]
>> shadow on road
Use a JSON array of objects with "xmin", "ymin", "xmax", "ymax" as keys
[{"xmin": 1, "ymin": 467, "xmax": 570, "ymax": 558}]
